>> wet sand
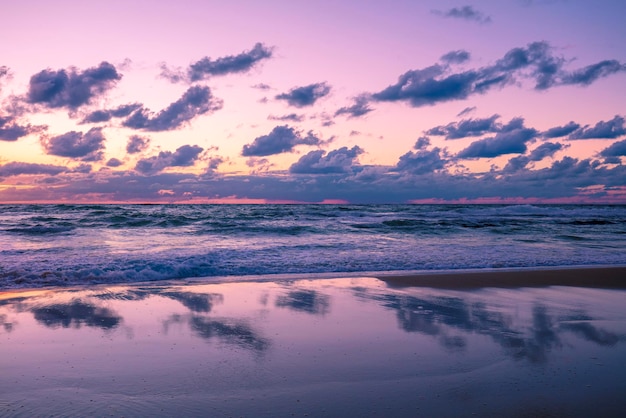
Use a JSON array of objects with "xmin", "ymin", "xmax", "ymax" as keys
[
  {"xmin": 377, "ymin": 265, "xmax": 626, "ymax": 288},
  {"xmin": 1, "ymin": 268, "xmax": 626, "ymax": 417}
]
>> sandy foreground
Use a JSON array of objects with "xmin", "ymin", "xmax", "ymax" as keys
[{"xmin": 1, "ymin": 266, "xmax": 625, "ymax": 417}]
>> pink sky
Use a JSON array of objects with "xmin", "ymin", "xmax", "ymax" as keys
[{"xmin": 1, "ymin": 0, "xmax": 625, "ymax": 203}]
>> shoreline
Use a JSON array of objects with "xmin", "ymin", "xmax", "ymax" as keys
[{"xmin": 2, "ymin": 264, "xmax": 626, "ymax": 294}]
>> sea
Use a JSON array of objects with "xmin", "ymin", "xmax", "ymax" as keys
[{"xmin": 1, "ymin": 204, "xmax": 625, "ymax": 289}]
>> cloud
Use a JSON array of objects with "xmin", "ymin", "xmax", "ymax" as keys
[
  {"xmin": 542, "ymin": 121, "xmax": 580, "ymax": 138},
  {"xmin": 441, "ymin": 50, "xmax": 471, "ymax": 64},
  {"xmin": 372, "ymin": 41, "xmax": 625, "ymax": 107},
  {"xmin": 162, "ymin": 43, "xmax": 273, "ymax": 83},
  {"xmin": 600, "ymin": 139, "xmax": 626, "ymax": 158},
  {"xmin": 81, "ymin": 103, "xmax": 142, "ymax": 124},
  {"xmin": 529, "ymin": 142, "xmax": 563, "ymax": 160},
  {"xmin": 42, "ymin": 127, "xmax": 106, "ymax": 161},
  {"xmin": 126, "ymin": 135, "xmax": 150, "ymax": 154},
  {"xmin": 334, "ymin": 95, "xmax": 373, "ymax": 118},
  {"xmin": 433, "ymin": 5, "xmax": 492, "ymax": 24},
  {"xmin": 568, "ymin": 115, "xmax": 626, "ymax": 140},
  {"xmin": 135, "ymin": 144, "xmax": 204, "ymax": 175},
  {"xmin": 426, "ymin": 114, "xmax": 501, "ymax": 139},
  {"xmin": 502, "ymin": 142, "xmax": 562, "ymax": 173},
  {"xmin": 0, "ymin": 162, "xmax": 66, "ymax": 177},
  {"xmin": 457, "ymin": 106, "xmax": 476, "ymax": 117},
  {"xmin": 106, "ymin": 158, "xmax": 123, "ymax": 167},
  {"xmin": 561, "ymin": 60, "xmax": 625, "ymax": 86},
  {"xmin": 26, "ymin": 62, "xmax": 121, "ymax": 109},
  {"xmin": 268, "ymin": 113, "xmax": 304, "ymax": 122},
  {"xmin": 457, "ymin": 125, "xmax": 538, "ymax": 159},
  {"xmin": 242, "ymin": 125, "xmax": 323, "ymax": 157},
  {"xmin": 395, "ymin": 148, "xmax": 447, "ymax": 174},
  {"xmin": 289, "ymin": 146, "xmax": 363, "ymax": 174},
  {"xmin": 122, "ymin": 86, "xmax": 222, "ymax": 131},
  {"xmin": 0, "ymin": 115, "xmax": 45, "ymax": 141},
  {"xmin": 414, "ymin": 136, "xmax": 431, "ymax": 150},
  {"xmin": 275, "ymin": 82, "xmax": 331, "ymax": 108}
]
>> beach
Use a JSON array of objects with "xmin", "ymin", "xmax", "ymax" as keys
[{"xmin": 1, "ymin": 266, "xmax": 625, "ymax": 417}]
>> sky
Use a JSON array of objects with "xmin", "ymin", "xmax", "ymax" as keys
[{"xmin": 1, "ymin": 0, "xmax": 625, "ymax": 204}]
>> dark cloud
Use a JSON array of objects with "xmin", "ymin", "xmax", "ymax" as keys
[
  {"xmin": 122, "ymin": 86, "xmax": 222, "ymax": 131},
  {"xmin": 268, "ymin": 113, "xmax": 304, "ymax": 122},
  {"xmin": 0, "ymin": 162, "xmax": 66, "ymax": 177},
  {"xmin": 42, "ymin": 127, "xmax": 106, "ymax": 161},
  {"xmin": 529, "ymin": 142, "xmax": 563, "ymax": 160},
  {"xmin": 106, "ymin": 158, "xmax": 123, "ymax": 167},
  {"xmin": 242, "ymin": 125, "xmax": 323, "ymax": 157},
  {"xmin": 334, "ymin": 95, "xmax": 373, "ymax": 118},
  {"xmin": 275, "ymin": 82, "xmax": 331, "ymax": 108},
  {"xmin": 542, "ymin": 121, "xmax": 580, "ymax": 138},
  {"xmin": 457, "ymin": 106, "xmax": 476, "ymax": 117},
  {"xmin": 568, "ymin": 115, "xmax": 626, "ymax": 140},
  {"xmin": 561, "ymin": 60, "xmax": 625, "ymax": 86},
  {"xmin": 289, "ymin": 146, "xmax": 363, "ymax": 174},
  {"xmin": 135, "ymin": 144, "xmax": 204, "ymax": 175},
  {"xmin": 162, "ymin": 43, "xmax": 273, "ymax": 83},
  {"xmin": 433, "ymin": 5, "xmax": 492, "ymax": 24},
  {"xmin": 372, "ymin": 41, "xmax": 625, "ymax": 107},
  {"xmin": 26, "ymin": 62, "xmax": 121, "ymax": 109},
  {"xmin": 600, "ymin": 139, "xmax": 626, "ymax": 158},
  {"xmin": 0, "ymin": 115, "xmax": 45, "ymax": 141},
  {"xmin": 188, "ymin": 43, "xmax": 272, "ymax": 81},
  {"xmin": 252, "ymin": 83, "xmax": 271, "ymax": 90},
  {"xmin": 395, "ymin": 148, "xmax": 447, "ymax": 174},
  {"xmin": 126, "ymin": 135, "xmax": 150, "ymax": 154},
  {"xmin": 441, "ymin": 50, "xmax": 471, "ymax": 64},
  {"xmin": 502, "ymin": 142, "xmax": 562, "ymax": 173},
  {"xmin": 457, "ymin": 125, "xmax": 538, "ymax": 159},
  {"xmin": 426, "ymin": 114, "xmax": 500, "ymax": 139},
  {"xmin": 81, "ymin": 103, "xmax": 142, "ymax": 124},
  {"xmin": 414, "ymin": 136, "xmax": 431, "ymax": 150}
]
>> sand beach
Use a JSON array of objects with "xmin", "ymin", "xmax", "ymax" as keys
[{"xmin": 1, "ymin": 266, "xmax": 625, "ymax": 417}]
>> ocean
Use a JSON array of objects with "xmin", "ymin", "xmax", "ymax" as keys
[{"xmin": 1, "ymin": 204, "xmax": 625, "ymax": 289}]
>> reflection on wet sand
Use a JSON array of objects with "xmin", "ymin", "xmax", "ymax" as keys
[
  {"xmin": 355, "ymin": 289, "xmax": 622, "ymax": 363},
  {"xmin": 1, "ymin": 278, "xmax": 625, "ymax": 417}
]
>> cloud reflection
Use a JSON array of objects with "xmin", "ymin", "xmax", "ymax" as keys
[
  {"xmin": 275, "ymin": 289, "xmax": 330, "ymax": 315},
  {"xmin": 356, "ymin": 289, "xmax": 621, "ymax": 363},
  {"xmin": 31, "ymin": 299, "xmax": 122, "ymax": 330}
]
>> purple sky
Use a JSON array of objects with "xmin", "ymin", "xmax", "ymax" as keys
[{"xmin": 1, "ymin": 0, "xmax": 625, "ymax": 203}]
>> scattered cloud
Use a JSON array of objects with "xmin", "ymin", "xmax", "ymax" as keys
[
  {"xmin": 600, "ymin": 139, "xmax": 626, "ymax": 158},
  {"xmin": 122, "ymin": 86, "xmax": 222, "ymax": 131},
  {"xmin": 426, "ymin": 114, "xmax": 501, "ymax": 139},
  {"xmin": 126, "ymin": 135, "xmax": 150, "ymax": 154},
  {"xmin": 395, "ymin": 147, "xmax": 447, "ymax": 175},
  {"xmin": 289, "ymin": 146, "xmax": 363, "ymax": 174},
  {"xmin": 415, "ymin": 136, "xmax": 431, "ymax": 150},
  {"xmin": 568, "ymin": 115, "xmax": 626, "ymax": 140},
  {"xmin": 433, "ymin": 5, "xmax": 492, "ymax": 25},
  {"xmin": 41, "ymin": 127, "xmax": 106, "ymax": 161},
  {"xmin": 268, "ymin": 113, "xmax": 304, "ymax": 122},
  {"xmin": 106, "ymin": 158, "xmax": 123, "ymax": 167},
  {"xmin": 542, "ymin": 121, "xmax": 580, "ymax": 138},
  {"xmin": 457, "ymin": 106, "xmax": 476, "ymax": 117},
  {"xmin": 0, "ymin": 115, "xmax": 45, "ymax": 141},
  {"xmin": 334, "ymin": 95, "xmax": 373, "ymax": 118},
  {"xmin": 457, "ymin": 124, "xmax": 538, "ymax": 158},
  {"xmin": 26, "ymin": 62, "xmax": 121, "ymax": 109},
  {"xmin": 135, "ymin": 144, "xmax": 204, "ymax": 175},
  {"xmin": 81, "ymin": 103, "xmax": 142, "ymax": 124},
  {"xmin": 275, "ymin": 82, "xmax": 331, "ymax": 108},
  {"xmin": 161, "ymin": 43, "xmax": 273, "ymax": 83},
  {"xmin": 0, "ymin": 161, "xmax": 66, "ymax": 177},
  {"xmin": 242, "ymin": 125, "xmax": 324, "ymax": 157},
  {"xmin": 441, "ymin": 50, "xmax": 471, "ymax": 64},
  {"xmin": 372, "ymin": 41, "xmax": 625, "ymax": 107}
]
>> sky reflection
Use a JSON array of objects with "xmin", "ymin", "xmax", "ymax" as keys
[{"xmin": 1, "ymin": 278, "xmax": 625, "ymax": 416}]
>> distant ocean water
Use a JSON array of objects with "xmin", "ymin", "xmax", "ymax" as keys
[{"xmin": 1, "ymin": 204, "xmax": 625, "ymax": 289}]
